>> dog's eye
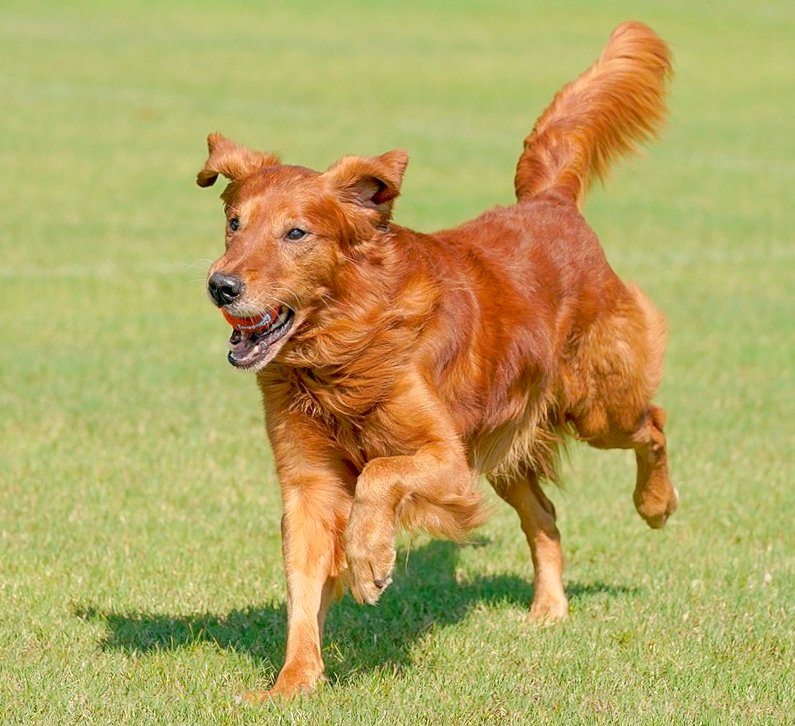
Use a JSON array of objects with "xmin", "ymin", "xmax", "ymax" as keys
[
  {"xmin": 285, "ymin": 228, "xmax": 307, "ymax": 241},
  {"xmin": 229, "ymin": 217, "xmax": 240, "ymax": 232}
]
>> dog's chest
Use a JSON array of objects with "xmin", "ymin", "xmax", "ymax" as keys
[{"xmin": 283, "ymin": 368, "xmax": 398, "ymax": 465}]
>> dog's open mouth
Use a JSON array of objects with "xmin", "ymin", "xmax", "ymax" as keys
[{"xmin": 223, "ymin": 305, "xmax": 296, "ymax": 370}]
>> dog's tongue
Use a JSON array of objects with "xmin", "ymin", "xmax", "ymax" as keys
[
  {"xmin": 227, "ymin": 327, "xmax": 261, "ymax": 365},
  {"xmin": 222, "ymin": 307, "xmax": 280, "ymax": 333}
]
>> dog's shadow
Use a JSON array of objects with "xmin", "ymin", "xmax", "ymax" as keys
[{"xmin": 76, "ymin": 540, "xmax": 636, "ymax": 686}]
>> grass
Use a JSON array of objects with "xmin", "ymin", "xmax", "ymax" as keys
[{"xmin": 1, "ymin": 0, "xmax": 793, "ymax": 723}]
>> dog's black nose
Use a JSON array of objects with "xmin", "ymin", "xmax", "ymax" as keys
[{"xmin": 208, "ymin": 272, "xmax": 244, "ymax": 307}]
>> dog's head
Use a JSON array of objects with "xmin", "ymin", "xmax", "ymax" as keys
[{"xmin": 197, "ymin": 133, "xmax": 408, "ymax": 371}]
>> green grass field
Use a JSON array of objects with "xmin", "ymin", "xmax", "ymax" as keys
[{"xmin": 1, "ymin": 0, "xmax": 793, "ymax": 723}]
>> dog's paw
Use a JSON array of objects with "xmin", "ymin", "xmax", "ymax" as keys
[
  {"xmin": 529, "ymin": 593, "xmax": 569, "ymax": 624},
  {"xmin": 346, "ymin": 539, "xmax": 396, "ymax": 605},
  {"xmin": 238, "ymin": 668, "xmax": 323, "ymax": 703},
  {"xmin": 636, "ymin": 484, "xmax": 679, "ymax": 529},
  {"xmin": 237, "ymin": 686, "xmax": 306, "ymax": 705},
  {"xmin": 344, "ymin": 505, "xmax": 396, "ymax": 605},
  {"xmin": 236, "ymin": 690, "xmax": 273, "ymax": 705}
]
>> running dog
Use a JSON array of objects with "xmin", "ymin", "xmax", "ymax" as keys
[{"xmin": 197, "ymin": 21, "xmax": 677, "ymax": 700}]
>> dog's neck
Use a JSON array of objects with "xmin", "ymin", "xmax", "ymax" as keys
[{"xmin": 259, "ymin": 227, "xmax": 438, "ymax": 423}]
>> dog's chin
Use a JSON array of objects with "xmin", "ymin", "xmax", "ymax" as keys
[{"xmin": 227, "ymin": 306, "xmax": 296, "ymax": 371}]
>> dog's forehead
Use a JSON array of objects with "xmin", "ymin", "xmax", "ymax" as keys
[
  {"xmin": 244, "ymin": 164, "xmax": 319, "ymax": 194},
  {"xmin": 230, "ymin": 164, "xmax": 335, "ymax": 224},
  {"xmin": 230, "ymin": 165, "xmax": 323, "ymax": 211}
]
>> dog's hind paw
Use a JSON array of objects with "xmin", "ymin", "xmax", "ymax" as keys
[{"xmin": 636, "ymin": 485, "xmax": 679, "ymax": 529}]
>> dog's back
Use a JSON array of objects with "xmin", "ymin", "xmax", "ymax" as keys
[{"xmin": 404, "ymin": 22, "xmax": 673, "ymax": 483}]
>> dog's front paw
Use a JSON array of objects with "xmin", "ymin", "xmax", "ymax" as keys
[
  {"xmin": 239, "ymin": 665, "xmax": 324, "ymax": 703},
  {"xmin": 529, "ymin": 593, "xmax": 569, "ymax": 623},
  {"xmin": 344, "ymin": 504, "xmax": 396, "ymax": 605}
]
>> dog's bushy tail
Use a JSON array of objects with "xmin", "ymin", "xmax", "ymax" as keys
[{"xmin": 514, "ymin": 21, "xmax": 672, "ymax": 206}]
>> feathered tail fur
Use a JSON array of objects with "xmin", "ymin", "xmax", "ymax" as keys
[{"xmin": 514, "ymin": 21, "xmax": 672, "ymax": 206}]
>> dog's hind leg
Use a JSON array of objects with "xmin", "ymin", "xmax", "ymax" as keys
[
  {"xmin": 578, "ymin": 404, "xmax": 678, "ymax": 528},
  {"xmin": 489, "ymin": 469, "xmax": 568, "ymax": 621},
  {"xmin": 571, "ymin": 292, "xmax": 677, "ymax": 527},
  {"xmin": 632, "ymin": 405, "xmax": 677, "ymax": 527}
]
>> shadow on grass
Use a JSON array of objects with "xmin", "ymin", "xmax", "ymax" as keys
[{"xmin": 75, "ymin": 540, "xmax": 637, "ymax": 686}]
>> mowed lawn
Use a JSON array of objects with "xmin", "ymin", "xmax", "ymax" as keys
[{"xmin": 1, "ymin": 0, "xmax": 793, "ymax": 723}]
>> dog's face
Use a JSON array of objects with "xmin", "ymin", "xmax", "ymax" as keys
[{"xmin": 198, "ymin": 133, "xmax": 408, "ymax": 371}]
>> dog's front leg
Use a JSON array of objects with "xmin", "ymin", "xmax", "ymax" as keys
[
  {"xmin": 243, "ymin": 472, "xmax": 351, "ymax": 702},
  {"xmin": 345, "ymin": 440, "xmax": 484, "ymax": 604}
]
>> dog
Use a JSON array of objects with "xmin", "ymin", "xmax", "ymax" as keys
[{"xmin": 197, "ymin": 21, "xmax": 678, "ymax": 700}]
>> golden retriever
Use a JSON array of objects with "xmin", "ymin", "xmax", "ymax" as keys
[{"xmin": 197, "ymin": 21, "xmax": 678, "ymax": 700}]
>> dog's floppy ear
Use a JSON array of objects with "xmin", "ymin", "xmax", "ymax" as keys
[
  {"xmin": 196, "ymin": 132, "xmax": 280, "ymax": 187},
  {"xmin": 324, "ymin": 149, "xmax": 409, "ymax": 225}
]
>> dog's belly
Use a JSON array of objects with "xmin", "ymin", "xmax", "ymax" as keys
[
  {"xmin": 467, "ymin": 390, "xmax": 561, "ymax": 479},
  {"xmin": 469, "ymin": 421, "xmax": 520, "ymax": 474}
]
